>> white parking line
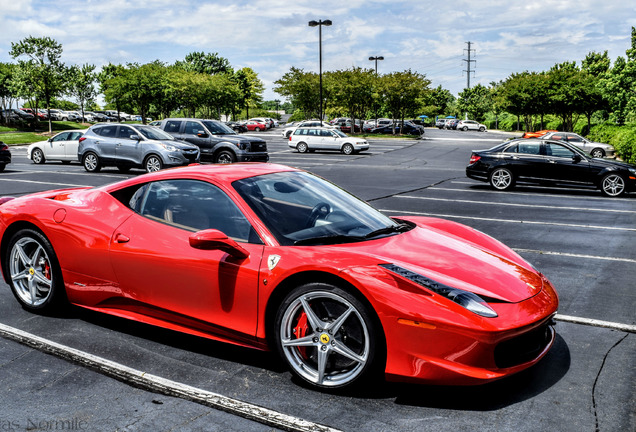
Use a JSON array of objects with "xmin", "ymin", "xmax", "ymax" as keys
[
  {"xmin": 398, "ymin": 195, "xmax": 636, "ymax": 213},
  {"xmin": 513, "ymin": 248, "xmax": 636, "ymax": 264},
  {"xmin": 380, "ymin": 209, "xmax": 636, "ymax": 232},
  {"xmin": 555, "ymin": 315, "xmax": 636, "ymax": 333},
  {"xmin": 0, "ymin": 178, "xmax": 91, "ymax": 188},
  {"xmin": 0, "ymin": 322, "xmax": 341, "ymax": 432}
]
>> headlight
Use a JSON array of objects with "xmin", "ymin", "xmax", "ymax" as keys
[
  {"xmin": 628, "ymin": 168, "xmax": 636, "ymax": 176},
  {"xmin": 380, "ymin": 263, "xmax": 498, "ymax": 318},
  {"xmin": 159, "ymin": 143, "xmax": 178, "ymax": 152}
]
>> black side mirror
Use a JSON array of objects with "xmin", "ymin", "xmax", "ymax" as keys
[{"xmin": 572, "ymin": 154, "xmax": 582, "ymax": 163}]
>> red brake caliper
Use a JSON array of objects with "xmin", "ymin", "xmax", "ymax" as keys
[
  {"xmin": 43, "ymin": 261, "xmax": 51, "ymax": 279},
  {"xmin": 293, "ymin": 311, "xmax": 309, "ymax": 359}
]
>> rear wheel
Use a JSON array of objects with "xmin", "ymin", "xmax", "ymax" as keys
[
  {"xmin": 600, "ymin": 173, "xmax": 625, "ymax": 197},
  {"xmin": 82, "ymin": 152, "xmax": 101, "ymax": 172},
  {"xmin": 489, "ymin": 167, "xmax": 515, "ymax": 190},
  {"xmin": 462, "ymin": 126, "xmax": 468, "ymax": 131},
  {"xmin": 590, "ymin": 148, "xmax": 605, "ymax": 158},
  {"xmin": 5, "ymin": 229, "xmax": 65, "ymax": 312},
  {"xmin": 32, "ymin": 148, "xmax": 45, "ymax": 164},
  {"xmin": 255, "ymin": 127, "xmax": 261, "ymax": 132},
  {"xmin": 341, "ymin": 143, "xmax": 354, "ymax": 155},
  {"xmin": 296, "ymin": 142, "xmax": 308, "ymax": 153},
  {"xmin": 274, "ymin": 283, "xmax": 383, "ymax": 390}
]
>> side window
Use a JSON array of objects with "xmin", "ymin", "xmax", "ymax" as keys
[
  {"xmin": 517, "ymin": 142, "xmax": 541, "ymax": 155},
  {"xmin": 164, "ymin": 121, "xmax": 182, "ymax": 134},
  {"xmin": 94, "ymin": 126, "xmax": 117, "ymax": 138},
  {"xmin": 321, "ymin": 129, "xmax": 331, "ymax": 136},
  {"xmin": 546, "ymin": 143, "xmax": 574, "ymax": 158},
  {"xmin": 70, "ymin": 132, "xmax": 83, "ymax": 140},
  {"xmin": 503, "ymin": 144, "xmax": 518, "ymax": 153},
  {"xmin": 52, "ymin": 132, "xmax": 69, "ymax": 142},
  {"xmin": 135, "ymin": 179, "xmax": 259, "ymax": 243},
  {"xmin": 566, "ymin": 134, "xmax": 583, "ymax": 143},
  {"xmin": 185, "ymin": 121, "xmax": 203, "ymax": 135},
  {"xmin": 118, "ymin": 126, "xmax": 135, "ymax": 139}
]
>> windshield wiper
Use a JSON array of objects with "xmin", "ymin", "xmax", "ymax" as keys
[
  {"xmin": 363, "ymin": 223, "xmax": 411, "ymax": 239},
  {"xmin": 294, "ymin": 234, "xmax": 365, "ymax": 246}
]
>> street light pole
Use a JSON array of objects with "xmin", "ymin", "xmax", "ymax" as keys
[
  {"xmin": 308, "ymin": 19, "xmax": 332, "ymax": 122},
  {"xmin": 369, "ymin": 56, "xmax": 384, "ymax": 129}
]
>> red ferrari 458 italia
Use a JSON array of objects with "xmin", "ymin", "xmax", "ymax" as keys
[{"xmin": 0, "ymin": 163, "xmax": 558, "ymax": 390}]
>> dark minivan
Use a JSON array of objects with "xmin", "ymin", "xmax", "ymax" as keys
[{"xmin": 160, "ymin": 118, "xmax": 268, "ymax": 164}]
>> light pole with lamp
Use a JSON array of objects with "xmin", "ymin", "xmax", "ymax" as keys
[
  {"xmin": 369, "ymin": 55, "xmax": 384, "ymax": 129},
  {"xmin": 308, "ymin": 19, "xmax": 332, "ymax": 122}
]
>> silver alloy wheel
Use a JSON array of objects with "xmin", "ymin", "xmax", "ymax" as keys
[
  {"xmin": 601, "ymin": 173, "xmax": 625, "ymax": 197},
  {"xmin": 590, "ymin": 148, "xmax": 605, "ymax": 158},
  {"xmin": 216, "ymin": 151, "xmax": 235, "ymax": 164},
  {"xmin": 83, "ymin": 153, "xmax": 99, "ymax": 172},
  {"xmin": 342, "ymin": 143, "xmax": 354, "ymax": 155},
  {"xmin": 32, "ymin": 148, "xmax": 45, "ymax": 164},
  {"xmin": 279, "ymin": 290, "xmax": 370, "ymax": 387},
  {"xmin": 297, "ymin": 142, "xmax": 308, "ymax": 153},
  {"xmin": 145, "ymin": 155, "xmax": 162, "ymax": 172},
  {"xmin": 9, "ymin": 237, "xmax": 53, "ymax": 307},
  {"xmin": 490, "ymin": 168, "xmax": 514, "ymax": 190}
]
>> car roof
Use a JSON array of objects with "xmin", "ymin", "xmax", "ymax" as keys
[{"xmin": 101, "ymin": 163, "xmax": 300, "ymax": 193}]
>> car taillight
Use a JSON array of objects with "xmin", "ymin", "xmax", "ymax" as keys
[
  {"xmin": 79, "ymin": 137, "xmax": 86, "ymax": 142},
  {"xmin": 469, "ymin": 154, "xmax": 481, "ymax": 164},
  {"xmin": 0, "ymin": 143, "xmax": 7, "ymax": 150},
  {"xmin": 289, "ymin": 135, "xmax": 292, "ymax": 141}
]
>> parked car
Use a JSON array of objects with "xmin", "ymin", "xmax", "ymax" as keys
[
  {"xmin": 435, "ymin": 118, "xmax": 449, "ymax": 128},
  {"xmin": 522, "ymin": 129, "xmax": 557, "ymax": 139},
  {"xmin": 445, "ymin": 119, "xmax": 460, "ymax": 130},
  {"xmin": 539, "ymin": 131, "xmax": 615, "ymax": 158},
  {"xmin": 20, "ymin": 108, "xmax": 47, "ymax": 120},
  {"xmin": 282, "ymin": 120, "xmax": 333, "ymax": 138},
  {"xmin": 60, "ymin": 111, "xmax": 80, "ymax": 122},
  {"xmin": 371, "ymin": 121, "xmax": 424, "ymax": 136},
  {"xmin": 333, "ymin": 118, "xmax": 361, "ymax": 133},
  {"xmin": 87, "ymin": 112, "xmax": 110, "ymax": 122},
  {"xmin": 289, "ymin": 127, "xmax": 369, "ymax": 154},
  {"xmin": 226, "ymin": 121, "xmax": 248, "ymax": 133},
  {"xmin": 244, "ymin": 120, "xmax": 268, "ymax": 132},
  {"xmin": 0, "ymin": 163, "xmax": 558, "ymax": 390},
  {"xmin": 248, "ymin": 118, "xmax": 271, "ymax": 129},
  {"xmin": 78, "ymin": 123, "xmax": 200, "ymax": 173},
  {"xmin": 457, "ymin": 120, "xmax": 487, "ymax": 132},
  {"xmin": 149, "ymin": 120, "xmax": 162, "ymax": 127},
  {"xmin": 27, "ymin": 130, "xmax": 86, "ymax": 164},
  {"xmin": 47, "ymin": 109, "xmax": 65, "ymax": 121},
  {"xmin": 0, "ymin": 141, "xmax": 10, "ymax": 172},
  {"xmin": 160, "ymin": 118, "xmax": 268, "ymax": 164},
  {"xmin": 37, "ymin": 109, "xmax": 50, "ymax": 120},
  {"xmin": 466, "ymin": 138, "xmax": 636, "ymax": 197}
]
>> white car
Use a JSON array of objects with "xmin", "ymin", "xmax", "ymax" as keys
[
  {"xmin": 282, "ymin": 120, "xmax": 333, "ymax": 138},
  {"xmin": 27, "ymin": 129, "xmax": 86, "ymax": 164},
  {"xmin": 457, "ymin": 120, "xmax": 487, "ymax": 132},
  {"xmin": 288, "ymin": 127, "xmax": 369, "ymax": 155}
]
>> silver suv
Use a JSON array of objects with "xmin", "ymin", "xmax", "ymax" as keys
[{"xmin": 78, "ymin": 123, "xmax": 200, "ymax": 173}]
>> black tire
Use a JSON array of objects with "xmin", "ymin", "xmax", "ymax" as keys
[
  {"xmin": 489, "ymin": 167, "xmax": 515, "ymax": 191},
  {"xmin": 215, "ymin": 150, "xmax": 236, "ymax": 164},
  {"xmin": 600, "ymin": 173, "xmax": 626, "ymax": 197},
  {"xmin": 274, "ymin": 283, "xmax": 384, "ymax": 390},
  {"xmin": 255, "ymin": 127, "xmax": 261, "ymax": 132},
  {"xmin": 82, "ymin": 152, "xmax": 101, "ymax": 172},
  {"xmin": 462, "ymin": 126, "xmax": 468, "ymax": 131},
  {"xmin": 590, "ymin": 148, "xmax": 605, "ymax": 158},
  {"xmin": 32, "ymin": 148, "xmax": 45, "ymax": 164},
  {"xmin": 341, "ymin": 143, "xmax": 354, "ymax": 155},
  {"xmin": 479, "ymin": 126, "xmax": 486, "ymax": 132},
  {"xmin": 4, "ymin": 228, "xmax": 66, "ymax": 312},
  {"xmin": 296, "ymin": 142, "xmax": 308, "ymax": 153},
  {"xmin": 144, "ymin": 155, "xmax": 163, "ymax": 173},
  {"xmin": 0, "ymin": 164, "xmax": 5, "ymax": 172}
]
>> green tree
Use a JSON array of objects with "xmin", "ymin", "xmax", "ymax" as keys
[
  {"xmin": 98, "ymin": 63, "xmax": 131, "ymax": 120},
  {"xmin": 0, "ymin": 63, "xmax": 18, "ymax": 124},
  {"xmin": 325, "ymin": 67, "xmax": 375, "ymax": 129},
  {"xmin": 233, "ymin": 67, "xmax": 264, "ymax": 119},
  {"xmin": 10, "ymin": 36, "xmax": 67, "ymax": 133},
  {"xmin": 274, "ymin": 67, "xmax": 319, "ymax": 119},
  {"xmin": 67, "ymin": 64, "xmax": 97, "ymax": 122},
  {"xmin": 457, "ymin": 84, "xmax": 491, "ymax": 122},
  {"xmin": 379, "ymin": 70, "xmax": 431, "ymax": 132},
  {"xmin": 123, "ymin": 61, "xmax": 166, "ymax": 123},
  {"xmin": 176, "ymin": 52, "xmax": 233, "ymax": 75}
]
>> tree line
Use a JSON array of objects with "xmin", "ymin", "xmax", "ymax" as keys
[{"xmin": 0, "ymin": 36, "xmax": 265, "ymax": 133}]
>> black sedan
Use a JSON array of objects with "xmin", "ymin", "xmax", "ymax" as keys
[
  {"xmin": 466, "ymin": 138, "xmax": 636, "ymax": 197},
  {"xmin": 0, "ymin": 141, "xmax": 11, "ymax": 172}
]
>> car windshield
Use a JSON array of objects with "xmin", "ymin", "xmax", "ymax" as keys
[
  {"xmin": 135, "ymin": 125, "xmax": 175, "ymax": 141},
  {"xmin": 202, "ymin": 120, "xmax": 236, "ymax": 135},
  {"xmin": 233, "ymin": 171, "xmax": 411, "ymax": 246}
]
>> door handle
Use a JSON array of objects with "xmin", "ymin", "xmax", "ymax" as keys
[{"xmin": 114, "ymin": 233, "xmax": 130, "ymax": 243}]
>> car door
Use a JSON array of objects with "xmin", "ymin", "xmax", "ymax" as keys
[
  {"xmin": 502, "ymin": 141, "xmax": 544, "ymax": 179},
  {"xmin": 542, "ymin": 141, "xmax": 592, "ymax": 184},
  {"xmin": 183, "ymin": 121, "xmax": 214, "ymax": 157},
  {"xmin": 92, "ymin": 124, "xmax": 119, "ymax": 160},
  {"xmin": 47, "ymin": 132, "xmax": 70, "ymax": 159},
  {"xmin": 109, "ymin": 179, "xmax": 264, "ymax": 336},
  {"xmin": 64, "ymin": 131, "xmax": 83, "ymax": 160},
  {"xmin": 115, "ymin": 125, "xmax": 144, "ymax": 165},
  {"xmin": 322, "ymin": 129, "xmax": 339, "ymax": 150}
]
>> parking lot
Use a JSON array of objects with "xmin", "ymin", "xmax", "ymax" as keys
[{"xmin": 0, "ymin": 127, "xmax": 634, "ymax": 432}]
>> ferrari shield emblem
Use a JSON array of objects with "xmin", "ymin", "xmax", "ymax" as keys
[{"xmin": 267, "ymin": 255, "xmax": 281, "ymax": 271}]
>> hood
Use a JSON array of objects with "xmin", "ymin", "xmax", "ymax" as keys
[
  {"xmin": 155, "ymin": 139, "xmax": 198, "ymax": 150},
  {"xmin": 216, "ymin": 134, "xmax": 266, "ymax": 144},
  {"xmin": 589, "ymin": 157, "xmax": 636, "ymax": 169},
  {"xmin": 343, "ymin": 226, "xmax": 542, "ymax": 303}
]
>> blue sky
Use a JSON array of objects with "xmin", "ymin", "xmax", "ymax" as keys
[{"xmin": 1, "ymin": 0, "xmax": 635, "ymax": 102}]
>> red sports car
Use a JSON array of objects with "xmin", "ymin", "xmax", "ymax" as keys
[{"xmin": 0, "ymin": 164, "xmax": 558, "ymax": 389}]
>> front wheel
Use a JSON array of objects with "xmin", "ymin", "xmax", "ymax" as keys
[
  {"xmin": 32, "ymin": 148, "xmax": 45, "ymax": 164},
  {"xmin": 144, "ymin": 155, "xmax": 163, "ymax": 172},
  {"xmin": 489, "ymin": 167, "xmax": 515, "ymax": 190},
  {"xmin": 5, "ymin": 229, "xmax": 65, "ymax": 312},
  {"xmin": 215, "ymin": 150, "xmax": 236, "ymax": 164},
  {"xmin": 274, "ymin": 283, "xmax": 384, "ymax": 389},
  {"xmin": 254, "ymin": 127, "xmax": 261, "ymax": 132},
  {"xmin": 590, "ymin": 148, "xmax": 605, "ymax": 158},
  {"xmin": 600, "ymin": 173, "xmax": 625, "ymax": 197},
  {"xmin": 341, "ymin": 143, "xmax": 354, "ymax": 155},
  {"xmin": 82, "ymin": 152, "xmax": 101, "ymax": 172},
  {"xmin": 296, "ymin": 142, "xmax": 308, "ymax": 153},
  {"xmin": 479, "ymin": 126, "xmax": 486, "ymax": 132}
]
